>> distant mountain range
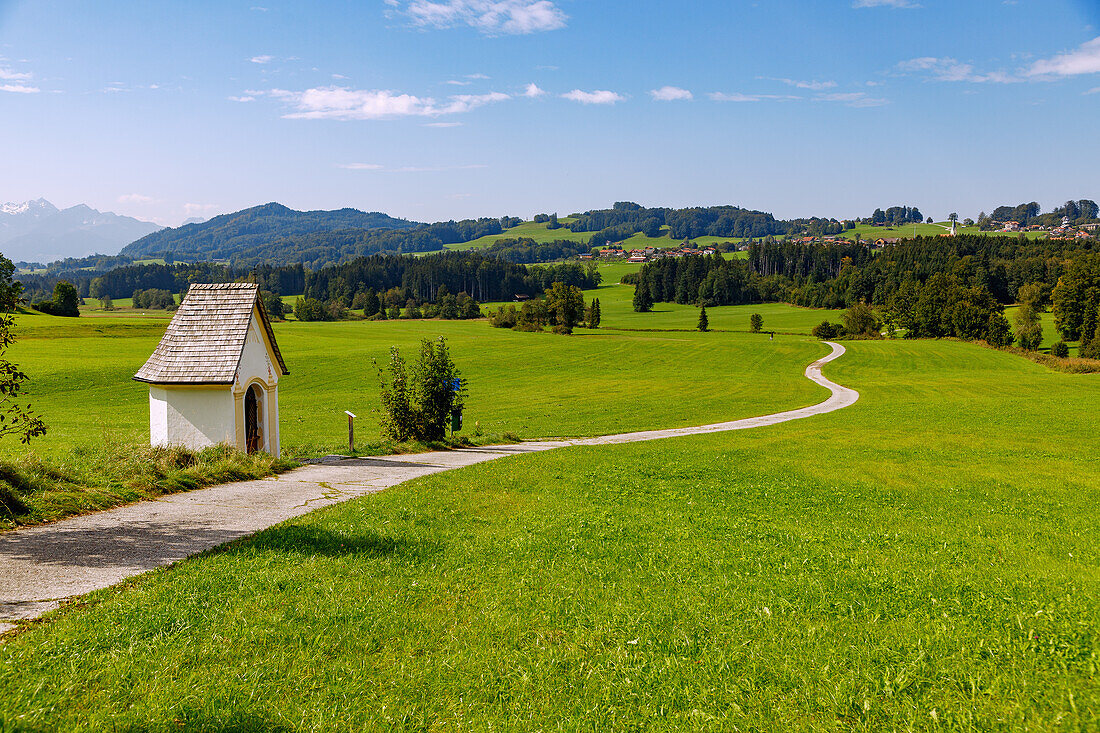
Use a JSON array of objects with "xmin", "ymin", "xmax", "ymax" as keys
[
  {"xmin": 121, "ymin": 202, "xmax": 420, "ymax": 261},
  {"xmin": 0, "ymin": 198, "xmax": 162, "ymax": 263}
]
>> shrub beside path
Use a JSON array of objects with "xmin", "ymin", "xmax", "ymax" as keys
[{"xmin": 0, "ymin": 342, "xmax": 857, "ymax": 633}]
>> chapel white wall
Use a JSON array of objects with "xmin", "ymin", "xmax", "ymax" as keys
[{"xmin": 149, "ymin": 385, "xmax": 236, "ymax": 451}]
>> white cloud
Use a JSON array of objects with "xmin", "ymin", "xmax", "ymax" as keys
[
  {"xmin": 0, "ymin": 67, "xmax": 32, "ymax": 81},
  {"xmin": 337, "ymin": 163, "xmax": 386, "ymax": 170},
  {"xmin": 338, "ymin": 163, "xmax": 487, "ymax": 173},
  {"xmin": 251, "ymin": 6, "xmax": 269, "ymax": 10},
  {"xmin": 118, "ymin": 194, "xmax": 156, "ymax": 204},
  {"xmin": 1086, "ymin": 86, "xmax": 1100, "ymax": 95},
  {"xmin": 815, "ymin": 91, "xmax": 888, "ymax": 107},
  {"xmin": 769, "ymin": 77, "xmax": 837, "ymax": 91},
  {"xmin": 897, "ymin": 56, "xmax": 1016, "ymax": 83},
  {"xmin": 229, "ymin": 95, "xmax": 256, "ymax": 102},
  {"xmin": 183, "ymin": 203, "xmax": 220, "ymax": 219},
  {"xmin": 649, "ymin": 86, "xmax": 693, "ymax": 101},
  {"xmin": 1028, "ymin": 36, "xmax": 1100, "ymax": 77},
  {"xmin": 393, "ymin": 0, "xmax": 567, "ymax": 35},
  {"xmin": 250, "ymin": 55, "xmax": 274, "ymax": 64},
  {"xmin": 268, "ymin": 86, "xmax": 509, "ymax": 119},
  {"xmin": 466, "ymin": 73, "xmax": 490, "ymax": 79},
  {"xmin": 0, "ymin": 84, "xmax": 39, "ymax": 93},
  {"xmin": 562, "ymin": 89, "xmax": 624, "ymax": 104},
  {"xmin": 853, "ymin": 0, "xmax": 920, "ymax": 7},
  {"xmin": 445, "ymin": 79, "xmax": 471, "ymax": 85},
  {"xmin": 424, "ymin": 121, "xmax": 463, "ymax": 127},
  {"xmin": 709, "ymin": 91, "xmax": 799, "ymax": 102},
  {"xmin": 523, "ymin": 82, "xmax": 546, "ymax": 97}
]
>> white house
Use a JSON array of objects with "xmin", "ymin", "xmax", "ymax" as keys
[{"xmin": 133, "ymin": 283, "xmax": 289, "ymax": 456}]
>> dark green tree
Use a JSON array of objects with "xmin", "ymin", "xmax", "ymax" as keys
[
  {"xmin": 545, "ymin": 282, "xmax": 584, "ymax": 333},
  {"xmin": 0, "ymin": 256, "xmax": 24, "ymax": 312},
  {"xmin": 697, "ymin": 306, "xmax": 709, "ymax": 332},
  {"xmin": 1051, "ymin": 341, "xmax": 1070, "ymax": 358},
  {"xmin": 1013, "ymin": 303, "xmax": 1043, "ymax": 350},
  {"xmin": 749, "ymin": 313, "xmax": 763, "ymax": 333},
  {"xmin": 633, "ymin": 278, "xmax": 653, "ymax": 313},
  {"xmin": 261, "ymin": 290, "xmax": 286, "ymax": 320},
  {"xmin": 985, "ymin": 313, "xmax": 1014, "ymax": 347},
  {"xmin": 34, "ymin": 281, "xmax": 80, "ymax": 317}
]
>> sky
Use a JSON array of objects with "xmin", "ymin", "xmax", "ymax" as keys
[{"xmin": 1, "ymin": 0, "xmax": 1099, "ymax": 226}]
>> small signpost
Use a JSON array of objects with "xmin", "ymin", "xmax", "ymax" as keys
[{"xmin": 345, "ymin": 410, "xmax": 356, "ymax": 453}]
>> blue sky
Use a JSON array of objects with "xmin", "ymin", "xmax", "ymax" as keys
[{"xmin": 1, "ymin": 0, "xmax": 1099, "ymax": 226}]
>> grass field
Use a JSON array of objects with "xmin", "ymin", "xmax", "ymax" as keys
[
  {"xmin": 6, "ymin": 309, "xmax": 829, "ymax": 461},
  {"xmin": 841, "ymin": 222, "xmax": 1049, "ymax": 242},
  {"xmin": 446, "ymin": 221, "xmax": 742, "ymax": 252},
  {"xmin": 1, "ymin": 339, "xmax": 1097, "ymax": 730}
]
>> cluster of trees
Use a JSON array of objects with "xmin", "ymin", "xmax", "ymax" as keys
[
  {"xmin": 293, "ymin": 284, "xmax": 482, "ymax": 323},
  {"xmin": 980, "ymin": 199, "xmax": 1099, "ymax": 229},
  {"xmin": 32, "ymin": 281, "xmax": 81, "ymax": 317},
  {"xmin": 864, "ymin": 206, "xmax": 924, "ymax": 226},
  {"xmin": 481, "ymin": 238, "xmax": 591, "ymax": 264},
  {"xmin": 563, "ymin": 201, "xmax": 849, "ymax": 243},
  {"xmin": 1051, "ymin": 253, "xmax": 1100, "ymax": 358},
  {"xmin": 488, "ymin": 285, "xmax": 600, "ymax": 335},
  {"xmin": 131, "ymin": 288, "xmax": 176, "ymax": 310},
  {"xmin": 299, "ymin": 252, "xmax": 599, "ymax": 307}
]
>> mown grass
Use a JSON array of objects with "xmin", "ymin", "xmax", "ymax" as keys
[
  {"xmin": 0, "ymin": 339, "xmax": 1096, "ymax": 730},
  {"xmin": 447, "ymin": 220, "xmax": 743, "ymax": 251},
  {"xmin": 5, "ymin": 311, "xmax": 828, "ymax": 460},
  {"xmin": 0, "ymin": 443, "xmax": 296, "ymax": 530}
]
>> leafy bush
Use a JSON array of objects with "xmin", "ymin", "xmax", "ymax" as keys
[
  {"xmin": 294, "ymin": 297, "xmax": 329, "ymax": 322},
  {"xmin": 1051, "ymin": 341, "xmax": 1070, "ymax": 358},
  {"xmin": 749, "ymin": 313, "xmax": 762, "ymax": 333},
  {"xmin": 132, "ymin": 288, "xmax": 176, "ymax": 309},
  {"xmin": 377, "ymin": 337, "xmax": 466, "ymax": 442},
  {"xmin": 33, "ymin": 281, "xmax": 80, "ymax": 317},
  {"xmin": 811, "ymin": 321, "xmax": 845, "ymax": 340}
]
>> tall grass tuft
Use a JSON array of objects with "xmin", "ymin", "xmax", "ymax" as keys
[{"xmin": 0, "ymin": 443, "xmax": 297, "ymax": 529}]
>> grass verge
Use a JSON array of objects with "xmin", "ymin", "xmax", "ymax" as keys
[{"xmin": 0, "ymin": 443, "xmax": 298, "ymax": 530}]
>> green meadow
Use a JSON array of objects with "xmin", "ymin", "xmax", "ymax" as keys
[
  {"xmin": 446, "ymin": 220, "xmax": 741, "ymax": 251},
  {"xmin": 1, "ymin": 338, "xmax": 1097, "ymax": 730},
  {"xmin": 841, "ymin": 222, "xmax": 1049, "ymax": 242},
  {"xmin": 6, "ymin": 307, "xmax": 829, "ymax": 461}
]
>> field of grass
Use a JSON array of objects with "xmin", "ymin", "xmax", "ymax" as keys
[
  {"xmin": 842, "ymin": 222, "xmax": 1049, "ymax": 242},
  {"xmin": 1003, "ymin": 305, "xmax": 1077, "ymax": 355},
  {"xmin": 5, "ymin": 311, "xmax": 829, "ymax": 461},
  {"xmin": 1, "ymin": 339, "xmax": 1096, "ymax": 729},
  {"xmin": 447, "ymin": 221, "xmax": 742, "ymax": 252}
]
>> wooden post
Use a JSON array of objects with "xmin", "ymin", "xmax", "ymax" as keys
[{"xmin": 345, "ymin": 411, "xmax": 356, "ymax": 453}]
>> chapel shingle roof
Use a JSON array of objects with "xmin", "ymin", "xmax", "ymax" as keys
[{"xmin": 133, "ymin": 283, "xmax": 288, "ymax": 385}]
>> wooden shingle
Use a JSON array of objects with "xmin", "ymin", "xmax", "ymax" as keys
[{"xmin": 133, "ymin": 283, "xmax": 288, "ymax": 385}]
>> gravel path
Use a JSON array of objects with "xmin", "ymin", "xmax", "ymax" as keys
[{"xmin": 0, "ymin": 341, "xmax": 856, "ymax": 632}]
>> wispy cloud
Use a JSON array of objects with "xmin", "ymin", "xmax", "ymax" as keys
[
  {"xmin": 0, "ymin": 67, "xmax": 32, "ymax": 81},
  {"xmin": 768, "ymin": 77, "xmax": 837, "ymax": 91},
  {"xmin": 1028, "ymin": 36, "xmax": 1100, "ymax": 77},
  {"xmin": 229, "ymin": 95, "xmax": 256, "ymax": 102},
  {"xmin": 897, "ymin": 56, "xmax": 1016, "ymax": 83},
  {"xmin": 267, "ymin": 86, "xmax": 509, "ymax": 119},
  {"xmin": 523, "ymin": 82, "xmax": 546, "ymax": 97},
  {"xmin": 424, "ymin": 121, "xmax": 463, "ymax": 127},
  {"xmin": 337, "ymin": 163, "xmax": 488, "ymax": 173},
  {"xmin": 390, "ymin": 0, "xmax": 567, "ymax": 35},
  {"xmin": 118, "ymin": 194, "xmax": 156, "ymax": 204},
  {"xmin": 562, "ymin": 89, "xmax": 624, "ymax": 104},
  {"xmin": 814, "ymin": 91, "xmax": 888, "ymax": 107},
  {"xmin": 853, "ymin": 0, "xmax": 920, "ymax": 7},
  {"xmin": 0, "ymin": 83, "xmax": 39, "ymax": 94},
  {"xmin": 649, "ymin": 85, "xmax": 693, "ymax": 101},
  {"xmin": 445, "ymin": 79, "xmax": 471, "ymax": 86},
  {"xmin": 709, "ymin": 91, "xmax": 799, "ymax": 102},
  {"xmin": 1086, "ymin": 86, "xmax": 1100, "ymax": 95},
  {"xmin": 250, "ymin": 55, "xmax": 274, "ymax": 64}
]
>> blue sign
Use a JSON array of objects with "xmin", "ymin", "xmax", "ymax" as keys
[{"xmin": 452, "ymin": 378, "xmax": 462, "ymax": 393}]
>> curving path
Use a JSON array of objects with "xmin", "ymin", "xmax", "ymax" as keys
[{"xmin": 0, "ymin": 342, "xmax": 857, "ymax": 632}]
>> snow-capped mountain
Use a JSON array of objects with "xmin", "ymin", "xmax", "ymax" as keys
[{"xmin": 0, "ymin": 198, "xmax": 162, "ymax": 263}]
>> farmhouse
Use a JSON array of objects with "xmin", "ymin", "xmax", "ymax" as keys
[{"xmin": 133, "ymin": 283, "xmax": 288, "ymax": 456}]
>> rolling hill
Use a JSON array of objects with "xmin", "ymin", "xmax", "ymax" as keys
[{"xmin": 120, "ymin": 202, "xmax": 421, "ymax": 261}]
